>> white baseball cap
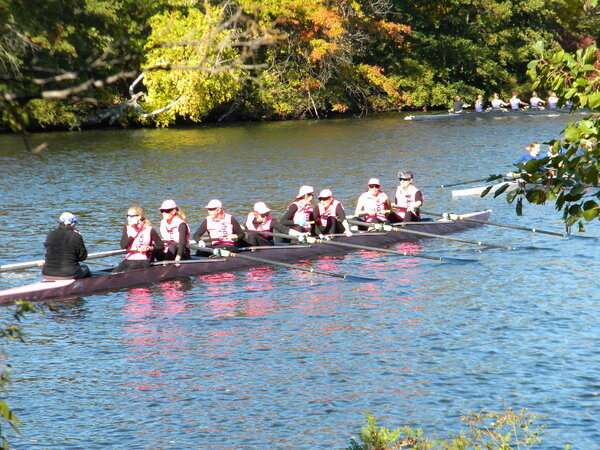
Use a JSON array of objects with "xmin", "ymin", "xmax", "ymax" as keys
[
  {"xmin": 253, "ymin": 202, "xmax": 270, "ymax": 214},
  {"xmin": 59, "ymin": 212, "xmax": 77, "ymax": 224},
  {"xmin": 296, "ymin": 185, "xmax": 314, "ymax": 198},
  {"xmin": 318, "ymin": 189, "xmax": 333, "ymax": 199},
  {"xmin": 205, "ymin": 199, "xmax": 223, "ymax": 209},
  {"xmin": 368, "ymin": 178, "xmax": 380, "ymax": 186},
  {"xmin": 159, "ymin": 199, "xmax": 178, "ymax": 211}
]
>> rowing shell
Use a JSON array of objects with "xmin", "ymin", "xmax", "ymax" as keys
[
  {"xmin": 0, "ymin": 210, "xmax": 491, "ymax": 304},
  {"xmin": 404, "ymin": 108, "xmax": 572, "ymax": 121},
  {"xmin": 452, "ymin": 181, "xmax": 523, "ymax": 198}
]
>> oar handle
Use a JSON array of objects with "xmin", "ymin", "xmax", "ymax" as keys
[{"xmin": 0, "ymin": 249, "xmax": 128, "ymax": 273}]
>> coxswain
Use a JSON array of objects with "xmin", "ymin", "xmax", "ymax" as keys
[
  {"xmin": 42, "ymin": 212, "xmax": 91, "ymax": 279},
  {"xmin": 354, "ymin": 178, "xmax": 392, "ymax": 230},
  {"xmin": 452, "ymin": 95, "xmax": 470, "ymax": 114},
  {"xmin": 158, "ymin": 199, "xmax": 190, "ymax": 262},
  {"xmin": 529, "ymin": 91, "xmax": 546, "ymax": 109},
  {"xmin": 491, "ymin": 93, "xmax": 508, "ymax": 110},
  {"xmin": 509, "ymin": 92, "xmax": 529, "ymax": 110},
  {"xmin": 314, "ymin": 189, "xmax": 353, "ymax": 237},
  {"xmin": 280, "ymin": 185, "xmax": 315, "ymax": 234},
  {"xmin": 392, "ymin": 171, "xmax": 424, "ymax": 222},
  {"xmin": 243, "ymin": 202, "xmax": 304, "ymax": 246},
  {"xmin": 113, "ymin": 206, "xmax": 164, "ymax": 273},
  {"xmin": 192, "ymin": 199, "xmax": 245, "ymax": 253}
]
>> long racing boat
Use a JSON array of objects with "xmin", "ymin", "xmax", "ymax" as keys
[
  {"xmin": 0, "ymin": 210, "xmax": 491, "ymax": 304},
  {"xmin": 404, "ymin": 108, "xmax": 573, "ymax": 121}
]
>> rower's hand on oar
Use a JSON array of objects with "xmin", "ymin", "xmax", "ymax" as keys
[{"xmin": 344, "ymin": 230, "xmax": 353, "ymax": 237}]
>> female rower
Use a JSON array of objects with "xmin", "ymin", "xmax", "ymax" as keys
[
  {"xmin": 392, "ymin": 171, "xmax": 424, "ymax": 222},
  {"xmin": 474, "ymin": 94, "xmax": 485, "ymax": 112},
  {"xmin": 514, "ymin": 142, "xmax": 542, "ymax": 166},
  {"xmin": 243, "ymin": 202, "xmax": 304, "ymax": 246},
  {"xmin": 547, "ymin": 92, "xmax": 559, "ymax": 109},
  {"xmin": 158, "ymin": 199, "xmax": 190, "ymax": 262},
  {"xmin": 452, "ymin": 95, "xmax": 470, "ymax": 114},
  {"xmin": 192, "ymin": 199, "xmax": 245, "ymax": 253},
  {"xmin": 280, "ymin": 185, "xmax": 315, "ymax": 234},
  {"xmin": 113, "ymin": 206, "xmax": 164, "ymax": 273},
  {"xmin": 509, "ymin": 92, "xmax": 529, "ymax": 110},
  {"xmin": 314, "ymin": 189, "xmax": 353, "ymax": 237},
  {"xmin": 354, "ymin": 178, "xmax": 392, "ymax": 230},
  {"xmin": 529, "ymin": 91, "xmax": 546, "ymax": 109},
  {"xmin": 490, "ymin": 93, "xmax": 508, "ymax": 110},
  {"xmin": 42, "ymin": 212, "xmax": 91, "ymax": 279}
]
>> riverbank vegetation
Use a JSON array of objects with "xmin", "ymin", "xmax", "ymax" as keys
[
  {"xmin": 1, "ymin": 0, "xmax": 599, "ymax": 133},
  {"xmin": 348, "ymin": 409, "xmax": 561, "ymax": 449}
]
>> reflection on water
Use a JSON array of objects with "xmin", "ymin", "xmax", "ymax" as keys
[{"xmin": 1, "ymin": 114, "xmax": 599, "ymax": 448}]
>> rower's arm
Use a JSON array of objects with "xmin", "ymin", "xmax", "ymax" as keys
[
  {"xmin": 231, "ymin": 217, "xmax": 245, "ymax": 241},
  {"xmin": 192, "ymin": 219, "xmax": 208, "ymax": 243},
  {"xmin": 280, "ymin": 204, "xmax": 298, "ymax": 227}
]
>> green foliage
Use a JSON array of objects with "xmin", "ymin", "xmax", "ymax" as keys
[
  {"xmin": 501, "ymin": 42, "xmax": 600, "ymax": 229},
  {"xmin": 141, "ymin": 6, "xmax": 246, "ymax": 126},
  {"xmin": 348, "ymin": 408, "xmax": 550, "ymax": 449}
]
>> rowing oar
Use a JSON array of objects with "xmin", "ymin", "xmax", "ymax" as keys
[
  {"xmin": 377, "ymin": 223, "xmax": 514, "ymax": 250},
  {"xmin": 420, "ymin": 210, "xmax": 597, "ymax": 240},
  {"xmin": 0, "ymin": 249, "xmax": 127, "ymax": 273},
  {"xmin": 188, "ymin": 244, "xmax": 379, "ymax": 283},
  {"xmin": 262, "ymin": 231, "xmax": 479, "ymax": 265},
  {"xmin": 439, "ymin": 174, "xmax": 512, "ymax": 188}
]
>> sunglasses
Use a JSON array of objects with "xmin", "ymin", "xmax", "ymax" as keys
[
  {"xmin": 319, "ymin": 197, "xmax": 331, "ymax": 201},
  {"xmin": 160, "ymin": 208, "xmax": 175, "ymax": 213},
  {"xmin": 368, "ymin": 184, "xmax": 380, "ymax": 188},
  {"xmin": 207, "ymin": 208, "xmax": 218, "ymax": 211},
  {"xmin": 398, "ymin": 178, "xmax": 411, "ymax": 181},
  {"xmin": 126, "ymin": 214, "xmax": 139, "ymax": 218}
]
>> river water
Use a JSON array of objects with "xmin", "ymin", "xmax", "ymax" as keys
[{"xmin": 0, "ymin": 112, "xmax": 598, "ymax": 448}]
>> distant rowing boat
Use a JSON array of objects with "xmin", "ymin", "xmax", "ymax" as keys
[
  {"xmin": 0, "ymin": 210, "xmax": 491, "ymax": 304},
  {"xmin": 452, "ymin": 181, "xmax": 598, "ymax": 198},
  {"xmin": 404, "ymin": 108, "xmax": 573, "ymax": 121},
  {"xmin": 452, "ymin": 181, "xmax": 523, "ymax": 198}
]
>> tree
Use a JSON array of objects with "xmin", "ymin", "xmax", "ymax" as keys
[{"xmin": 497, "ymin": 35, "xmax": 600, "ymax": 229}]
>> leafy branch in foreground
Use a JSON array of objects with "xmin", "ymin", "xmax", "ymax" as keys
[
  {"xmin": 348, "ymin": 408, "xmax": 557, "ymax": 449},
  {"xmin": 492, "ymin": 41, "xmax": 600, "ymax": 231},
  {"xmin": 0, "ymin": 301, "xmax": 44, "ymax": 449}
]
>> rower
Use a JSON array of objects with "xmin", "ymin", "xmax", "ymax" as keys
[
  {"xmin": 192, "ymin": 199, "xmax": 245, "ymax": 253},
  {"xmin": 113, "ymin": 206, "xmax": 164, "ymax": 273},
  {"xmin": 354, "ymin": 178, "xmax": 392, "ymax": 230},
  {"xmin": 243, "ymin": 202, "xmax": 304, "ymax": 246},
  {"xmin": 474, "ymin": 94, "xmax": 485, "ymax": 112},
  {"xmin": 509, "ymin": 92, "xmax": 529, "ymax": 110},
  {"xmin": 547, "ymin": 91, "xmax": 559, "ymax": 109},
  {"xmin": 158, "ymin": 199, "xmax": 190, "ymax": 262},
  {"xmin": 452, "ymin": 95, "xmax": 470, "ymax": 114},
  {"xmin": 513, "ymin": 142, "xmax": 543, "ymax": 166},
  {"xmin": 392, "ymin": 171, "xmax": 424, "ymax": 223},
  {"xmin": 280, "ymin": 185, "xmax": 316, "ymax": 235},
  {"xmin": 314, "ymin": 189, "xmax": 353, "ymax": 237},
  {"xmin": 42, "ymin": 212, "xmax": 91, "ymax": 279},
  {"xmin": 529, "ymin": 91, "xmax": 546, "ymax": 109},
  {"xmin": 490, "ymin": 93, "xmax": 508, "ymax": 110}
]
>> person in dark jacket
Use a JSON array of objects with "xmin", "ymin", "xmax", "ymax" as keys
[{"xmin": 42, "ymin": 212, "xmax": 91, "ymax": 279}]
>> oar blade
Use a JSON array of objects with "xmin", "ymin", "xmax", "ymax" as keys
[
  {"xmin": 439, "ymin": 256, "xmax": 480, "ymax": 264},
  {"xmin": 343, "ymin": 274, "xmax": 381, "ymax": 283}
]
